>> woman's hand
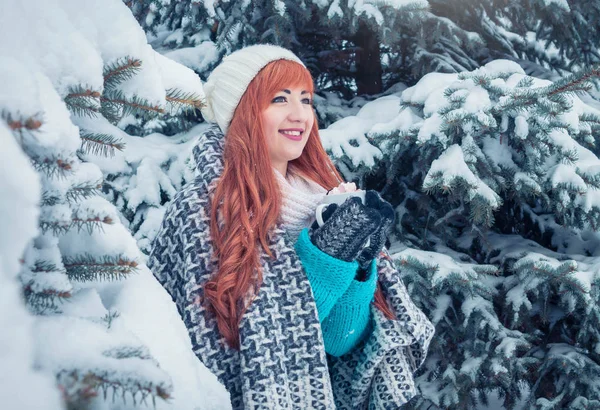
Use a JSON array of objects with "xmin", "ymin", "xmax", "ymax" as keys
[
  {"xmin": 356, "ymin": 190, "xmax": 395, "ymax": 270},
  {"xmin": 309, "ymin": 196, "xmax": 382, "ymax": 262},
  {"xmin": 310, "ymin": 190, "xmax": 395, "ymax": 268}
]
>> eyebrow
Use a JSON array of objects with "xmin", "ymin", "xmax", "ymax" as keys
[{"xmin": 281, "ymin": 89, "xmax": 310, "ymax": 95}]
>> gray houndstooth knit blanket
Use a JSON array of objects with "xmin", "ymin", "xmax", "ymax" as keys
[{"xmin": 148, "ymin": 126, "xmax": 435, "ymax": 409}]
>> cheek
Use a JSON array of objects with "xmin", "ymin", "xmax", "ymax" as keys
[
  {"xmin": 263, "ymin": 115, "xmax": 277, "ymax": 134},
  {"xmin": 307, "ymin": 115, "xmax": 315, "ymax": 133}
]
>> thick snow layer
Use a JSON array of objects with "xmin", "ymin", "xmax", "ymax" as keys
[
  {"xmin": 402, "ymin": 72, "xmax": 458, "ymax": 106},
  {"xmin": 324, "ymin": 58, "xmax": 600, "ymax": 221},
  {"xmin": 78, "ymin": 121, "xmax": 207, "ymax": 253},
  {"xmin": 393, "ymin": 247, "xmax": 478, "ymax": 288},
  {"xmin": 424, "ymin": 144, "xmax": 501, "ymax": 207},
  {"xmin": 1, "ymin": 0, "xmax": 231, "ymax": 407},
  {"xmin": 109, "ymin": 266, "xmax": 232, "ymax": 409},
  {"xmin": 164, "ymin": 42, "xmax": 220, "ymax": 76},
  {"xmin": 320, "ymin": 96, "xmax": 403, "ymax": 167},
  {"xmin": 0, "ymin": 125, "xmax": 62, "ymax": 410},
  {"xmin": 543, "ymin": 0, "xmax": 570, "ymax": 11}
]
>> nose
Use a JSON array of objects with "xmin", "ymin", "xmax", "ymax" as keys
[{"xmin": 287, "ymin": 98, "xmax": 310, "ymax": 123}]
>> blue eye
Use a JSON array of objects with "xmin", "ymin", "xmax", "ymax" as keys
[
  {"xmin": 272, "ymin": 96, "xmax": 287, "ymax": 103},
  {"xmin": 302, "ymin": 98, "xmax": 313, "ymax": 105}
]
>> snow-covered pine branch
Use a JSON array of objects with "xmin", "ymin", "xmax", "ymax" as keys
[
  {"xmin": 0, "ymin": 0, "xmax": 231, "ymax": 408},
  {"xmin": 322, "ymin": 60, "xmax": 600, "ymax": 408}
]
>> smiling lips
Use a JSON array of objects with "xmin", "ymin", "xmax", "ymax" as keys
[{"xmin": 279, "ymin": 128, "xmax": 304, "ymax": 141}]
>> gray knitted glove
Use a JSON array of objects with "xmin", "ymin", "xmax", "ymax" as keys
[
  {"xmin": 309, "ymin": 196, "xmax": 382, "ymax": 262},
  {"xmin": 356, "ymin": 190, "xmax": 395, "ymax": 270}
]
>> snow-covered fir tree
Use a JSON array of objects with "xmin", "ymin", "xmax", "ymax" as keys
[
  {"xmin": 4, "ymin": 48, "xmax": 173, "ymax": 410},
  {"xmin": 76, "ymin": 50, "xmax": 206, "ymax": 252},
  {"xmin": 0, "ymin": 0, "xmax": 231, "ymax": 409},
  {"xmin": 63, "ymin": 2, "xmax": 207, "ymax": 253},
  {"xmin": 131, "ymin": 0, "xmax": 600, "ymax": 98},
  {"xmin": 129, "ymin": 0, "xmax": 484, "ymax": 96},
  {"xmin": 5, "ymin": 0, "xmax": 600, "ymax": 408},
  {"xmin": 0, "ymin": 116, "xmax": 63, "ymax": 410},
  {"xmin": 321, "ymin": 60, "xmax": 600, "ymax": 409}
]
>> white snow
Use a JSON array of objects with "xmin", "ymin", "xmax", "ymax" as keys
[
  {"xmin": 370, "ymin": 106, "xmax": 422, "ymax": 136},
  {"xmin": 320, "ymin": 96, "xmax": 403, "ymax": 167},
  {"xmin": 79, "ymin": 121, "xmax": 207, "ymax": 253},
  {"xmin": 0, "ymin": 124, "xmax": 63, "ymax": 410},
  {"xmin": 164, "ymin": 42, "xmax": 220, "ymax": 76},
  {"xmin": 548, "ymin": 164, "xmax": 587, "ymax": 191},
  {"xmin": 416, "ymin": 112, "xmax": 446, "ymax": 144},
  {"xmin": 460, "ymin": 356, "xmax": 484, "ymax": 381},
  {"xmin": 402, "ymin": 72, "xmax": 458, "ymax": 106},
  {"xmin": 324, "ymin": 57, "xmax": 600, "ymax": 228},
  {"xmin": 327, "ymin": 0, "xmax": 344, "ymax": 18},
  {"xmin": 514, "ymin": 115, "xmax": 529, "ymax": 138},
  {"xmin": 431, "ymin": 294, "xmax": 452, "ymax": 324},
  {"xmin": 424, "ymin": 144, "xmax": 501, "ymax": 207},
  {"xmin": 1, "ymin": 0, "xmax": 231, "ymax": 408},
  {"xmin": 542, "ymin": 0, "xmax": 570, "ymax": 12},
  {"xmin": 463, "ymin": 85, "xmax": 492, "ymax": 113},
  {"xmin": 482, "ymin": 135, "xmax": 517, "ymax": 170},
  {"xmin": 110, "ymin": 266, "xmax": 232, "ymax": 409}
]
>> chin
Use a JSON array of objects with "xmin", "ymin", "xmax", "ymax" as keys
[{"xmin": 286, "ymin": 150, "xmax": 305, "ymax": 161}]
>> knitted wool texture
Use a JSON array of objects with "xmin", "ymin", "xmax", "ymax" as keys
[
  {"xmin": 274, "ymin": 168, "xmax": 326, "ymax": 242},
  {"xmin": 276, "ymin": 171, "xmax": 379, "ymax": 356},
  {"xmin": 322, "ymin": 258, "xmax": 378, "ymax": 356},
  {"xmin": 149, "ymin": 125, "xmax": 436, "ymax": 409},
  {"xmin": 356, "ymin": 191, "xmax": 396, "ymax": 270},
  {"xmin": 201, "ymin": 44, "xmax": 304, "ymax": 134},
  {"xmin": 294, "ymin": 228, "xmax": 360, "ymax": 321},
  {"xmin": 309, "ymin": 196, "xmax": 381, "ymax": 262},
  {"xmin": 295, "ymin": 229, "xmax": 379, "ymax": 356}
]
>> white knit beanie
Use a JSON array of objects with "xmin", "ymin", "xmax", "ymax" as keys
[{"xmin": 201, "ymin": 44, "xmax": 305, "ymax": 135}]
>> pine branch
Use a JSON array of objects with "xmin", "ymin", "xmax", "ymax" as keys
[
  {"xmin": 493, "ymin": 88, "xmax": 539, "ymax": 113},
  {"xmin": 23, "ymin": 284, "xmax": 71, "ymax": 312},
  {"xmin": 41, "ymin": 192, "xmax": 61, "ymax": 207},
  {"xmin": 43, "ymin": 182, "xmax": 103, "ymax": 206},
  {"xmin": 58, "ymin": 369, "xmax": 171, "ymax": 409},
  {"xmin": 221, "ymin": 21, "xmax": 243, "ymax": 49},
  {"xmin": 103, "ymin": 346, "xmax": 152, "ymax": 361},
  {"xmin": 102, "ymin": 93, "xmax": 165, "ymax": 115},
  {"xmin": 2, "ymin": 110, "xmax": 43, "ymax": 131},
  {"xmin": 580, "ymin": 112, "xmax": 600, "ymax": 126},
  {"xmin": 545, "ymin": 65, "xmax": 600, "ymax": 97},
  {"xmin": 101, "ymin": 89, "xmax": 164, "ymax": 125},
  {"xmin": 65, "ymin": 182, "xmax": 103, "ymax": 204},
  {"xmin": 64, "ymin": 86, "xmax": 101, "ymax": 117},
  {"xmin": 165, "ymin": 88, "xmax": 204, "ymax": 114},
  {"xmin": 516, "ymin": 77, "xmax": 535, "ymax": 89},
  {"xmin": 64, "ymin": 253, "xmax": 139, "ymax": 282},
  {"xmin": 101, "ymin": 310, "xmax": 120, "ymax": 329},
  {"xmin": 39, "ymin": 220, "xmax": 71, "ymax": 235},
  {"xmin": 80, "ymin": 131, "xmax": 126, "ymax": 157},
  {"xmin": 40, "ymin": 214, "xmax": 113, "ymax": 235},
  {"xmin": 399, "ymin": 100, "xmax": 424, "ymax": 111},
  {"xmin": 31, "ymin": 260, "xmax": 62, "ymax": 274},
  {"xmin": 70, "ymin": 215, "xmax": 114, "ymax": 234},
  {"xmin": 103, "ymin": 57, "xmax": 142, "ymax": 90},
  {"xmin": 31, "ymin": 154, "xmax": 75, "ymax": 179}
]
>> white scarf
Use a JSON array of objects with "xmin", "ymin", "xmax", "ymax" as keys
[{"xmin": 274, "ymin": 168, "xmax": 327, "ymax": 241}]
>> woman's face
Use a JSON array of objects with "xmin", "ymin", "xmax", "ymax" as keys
[{"xmin": 262, "ymin": 86, "xmax": 314, "ymax": 176}]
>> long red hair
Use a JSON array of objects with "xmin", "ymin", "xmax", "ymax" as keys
[{"xmin": 205, "ymin": 59, "xmax": 394, "ymax": 349}]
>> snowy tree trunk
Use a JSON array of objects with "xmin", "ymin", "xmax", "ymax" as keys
[{"xmin": 353, "ymin": 19, "xmax": 383, "ymax": 95}]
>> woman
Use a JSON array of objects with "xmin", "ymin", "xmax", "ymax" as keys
[{"xmin": 148, "ymin": 44, "xmax": 434, "ymax": 409}]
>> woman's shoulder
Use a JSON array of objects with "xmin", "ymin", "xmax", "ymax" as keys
[
  {"xmin": 191, "ymin": 124, "xmax": 225, "ymax": 175},
  {"xmin": 166, "ymin": 124, "xmax": 225, "ymax": 216},
  {"xmin": 165, "ymin": 177, "xmax": 212, "ymax": 225}
]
